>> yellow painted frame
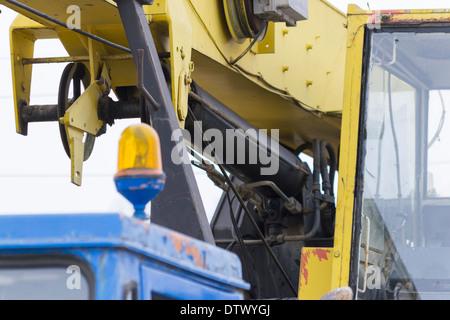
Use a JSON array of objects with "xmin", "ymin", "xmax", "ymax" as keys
[
  {"xmin": 299, "ymin": 5, "xmax": 450, "ymax": 300},
  {"xmin": 332, "ymin": 4, "xmax": 450, "ymax": 295},
  {"xmin": 298, "ymin": 6, "xmax": 371, "ymax": 299},
  {"xmin": 9, "ymin": 15, "xmax": 58, "ymax": 135},
  {"xmin": 145, "ymin": 0, "xmax": 194, "ymax": 127},
  {"xmin": 329, "ymin": 5, "xmax": 368, "ymax": 294}
]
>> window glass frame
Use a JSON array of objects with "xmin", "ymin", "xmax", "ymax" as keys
[
  {"xmin": 350, "ymin": 25, "xmax": 450, "ymax": 300},
  {"xmin": 0, "ymin": 254, "xmax": 95, "ymax": 300}
]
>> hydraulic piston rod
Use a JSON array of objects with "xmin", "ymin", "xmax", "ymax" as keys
[{"xmin": 186, "ymin": 84, "xmax": 310, "ymax": 198}]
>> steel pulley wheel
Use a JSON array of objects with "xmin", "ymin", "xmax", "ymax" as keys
[
  {"xmin": 224, "ymin": 0, "xmax": 264, "ymax": 43},
  {"xmin": 58, "ymin": 63, "xmax": 95, "ymax": 161}
]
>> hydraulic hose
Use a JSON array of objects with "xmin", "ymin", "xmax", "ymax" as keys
[
  {"xmin": 282, "ymin": 199, "xmax": 321, "ymax": 242},
  {"xmin": 320, "ymin": 140, "xmax": 337, "ymax": 196}
]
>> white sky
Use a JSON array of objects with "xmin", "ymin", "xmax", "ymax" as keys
[
  {"xmin": 0, "ymin": 0, "xmax": 449, "ymax": 219},
  {"xmin": 0, "ymin": 3, "xmax": 222, "ymax": 218}
]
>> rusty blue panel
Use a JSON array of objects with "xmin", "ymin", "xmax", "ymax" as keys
[{"xmin": 0, "ymin": 213, "xmax": 249, "ymax": 299}]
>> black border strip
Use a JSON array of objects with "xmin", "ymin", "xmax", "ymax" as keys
[{"xmin": 348, "ymin": 24, "xmax": 373, "ymax": 296}]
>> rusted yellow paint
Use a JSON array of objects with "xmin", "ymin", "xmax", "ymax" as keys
[{"xmin": 298, "ymin": 247, "xmax": 333, "ymax": 300}]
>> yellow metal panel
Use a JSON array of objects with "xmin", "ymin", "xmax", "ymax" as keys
[
  {"xmin": 0, "ymin": 0, "xmax": 135, "ymax": 85},
  {"xmin": 9, "ymin": 15, "xmax": 58, "ymax": 135},
  {"xmin": 146, "ymin": 0, "xmax": 194, "ymax": 127},
  {"xmin": 329, "ymin": 9, "xmax": 367, "ymax": 292},
  {"xmin": 66, "ymin": 126, "xmax": 85, "ymax": 186},
  {"xmin": 254, "ymin": 22, "xmax": 275, "ymax": 54},
  {"xmin": 298, "ymin": 248, "xmax": 333, "ymax": 300},
  {"xmin": 145, "ymin": 0, "xmax": 167, "ymax": 15},
  {"xmin": 329, "ymin": 5, "xmax": 450, "ymax": 293},
  {"xmin": 63, "ymin": 82, "xmax": 106, "ymax": 136},
  {"xmin": 10, "ymin": 24, "xmax": 35, "ymax": 135},
  {"xmin": 8, "ymin": 14, "xmax": 58, "ymax": 40},
  {"xmin": 185, "ymin": 0, "xmax": 347, "ymax": 150},
  {"xmin": 0, "ymin": 0, "xmax": 122, "ymax": 26},
  {"xmin": 2, "ymin": 0, "xmax": 349, "ymax": 150},
  {"xmin": 191, "ymin": 51, "xmax": 341, "ymax": 148}
]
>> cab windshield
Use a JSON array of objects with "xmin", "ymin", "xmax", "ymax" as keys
[
  {"xmin": 0, "ymin": 257, "xmax": 93, "ymax": 300},
  {"xmin": 355, "ymin": 27, "xmax": 450, "ymax": 300}
]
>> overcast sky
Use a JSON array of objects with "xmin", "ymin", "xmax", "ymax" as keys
[
  {"xmin": 0, "ymin": 3, "xmax": 222, "ymax": 218},
  {"xmin": 0, "ymin": 0, "xmax": 449, "ymax": 219}
]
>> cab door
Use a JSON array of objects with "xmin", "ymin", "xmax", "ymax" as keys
[{"xmin": 345, "ymin": 23, "xmax": 450, "ymax": 300}]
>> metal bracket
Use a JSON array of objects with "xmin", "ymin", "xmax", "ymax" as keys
[
  {"xmin": 314, "ymin": 191, "xmax": 335, "ymax": 204},
  {"xmin": 145, "ymin": 0, "xmax": 194, "ymax": 127},
  {"xmin": 62, "ymin": 63, "xmax": 111, "ymax": 186}
]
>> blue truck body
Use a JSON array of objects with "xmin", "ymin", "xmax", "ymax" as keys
[{"xmin": 0, "ymin": 213, "xmax": 249, "ymax": 300}]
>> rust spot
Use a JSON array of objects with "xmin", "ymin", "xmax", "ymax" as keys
[
  {"xmin": 143, "ymin": 222, "xmax": 149, "ymax": 234},
  {"xmin": 185, "ymin": 245, "xmax": 206, "ymax": 268},
  {"xmin": 390, "ymin": 17, "xmax": 450, "ymax": 23},
  {"xmin": 299, "ymin": 250, "xmax": 311, "ymax": 290},
  {"xmin": 129, "ymin": 182, "xmax": 151, "ymax": 191},
  {"xmin": 366, "ymin": 9, "xmax": 450, "ymax": 25},
  {"xmin": 169, "ymin": 232, "xmax": 184, "ymax": 254},
  {"xmin": 312, "ymin": 249, "xmax": 331, "ymax": 262},
  {"xmin": 133, "ymin": 219, "xmax": 150, "ymax": 233},
  {"xmin": 166, "ymin": 232, "xmax": 206, "ymax": 268},
  {"xmin": 379, "ymin": 9, "xmax": 410, "ymax": 15},
  {"xmin": 299, "ymin": 249, "xmax": 331, "ymax": 291}
]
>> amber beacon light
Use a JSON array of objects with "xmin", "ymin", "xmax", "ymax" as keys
[{"xmin": 114, "ymin": 123, "xmax": 166, "ymax": 219}]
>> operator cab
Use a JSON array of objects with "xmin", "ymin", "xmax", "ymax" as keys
[
  {"xmin": 0, "ymin": 213, "xmax": 249, "ymax": 300},
  {"xmin": 353, "ymin": 24, "xmax": 450, "ymax": 299}
]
